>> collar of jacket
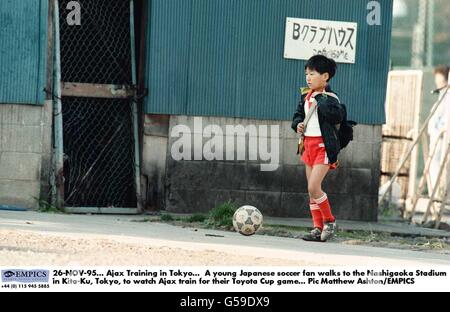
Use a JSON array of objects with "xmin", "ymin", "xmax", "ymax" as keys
[{"xmin": 300, "ymin": 85, "xmax": 334, "ymax": 96}]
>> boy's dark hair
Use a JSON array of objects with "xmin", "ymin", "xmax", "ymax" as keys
[
  {"xmin": 434, "ymin": 65, "xmax": 449, "ymax": 82},
  {"xmin": 305, "ymin": 55, "xmax": 337, "ymax": 82}
]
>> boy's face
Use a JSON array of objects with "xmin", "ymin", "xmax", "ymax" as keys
[
  {"xmin": 434, "ymin": 73, "xmax": 448, "ymax": 90},
  {"xmin": 305, "ymin": 68, "xmax": 329, "ymax": 91}
]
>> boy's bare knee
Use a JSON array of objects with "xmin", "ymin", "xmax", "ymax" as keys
[{"xmin": 308, "ymin": 186, "xmax": 322, "ymax": 197}]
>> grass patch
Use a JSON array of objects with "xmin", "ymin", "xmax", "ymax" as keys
[
  {"xmin": 206, "ymin": 201, "xmax": 238, "ymax": 229},
  {"xmin": 160, "ymin": 214, "xmax": 175, "ymax": 222},
  {"xmin": 186, "ymin": 213, "xmax": 208, "ymax": 223},
  {"xmin": 150, "ymin": 202, "xmax": 238, "ymax": 230},
  {"xmin": 378, "ymin": 200, "xmax": 402, "ymax": 219},
  {"xmin": 34, "ymin": 197, "xmax": 60, "ymax": 213}
]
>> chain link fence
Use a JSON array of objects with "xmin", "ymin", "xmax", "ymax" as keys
[
  {"xmin": 58, "ymin": 0, "xmax": 137, "ymax": 208},
  {"xmin": 59, "ymin": 0, "xmax": 132, "ymax": 84},
  {"xmin": 62, "ymin": 97, "xmax": 137, "ymax": 208}
]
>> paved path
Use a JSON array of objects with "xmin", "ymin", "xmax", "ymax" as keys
[{"xmin": 0, "ymin": 211, "xmax": 449, "ymax": 266}]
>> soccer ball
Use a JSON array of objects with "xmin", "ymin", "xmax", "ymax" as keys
[{"xmin": 233, "ymin": 206, "xmax": 263, "ymax": 236}]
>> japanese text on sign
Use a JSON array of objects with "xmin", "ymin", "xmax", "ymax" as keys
[{"xmin": 284, "ymin": 18, "xmax": 358, "ymax": 64}]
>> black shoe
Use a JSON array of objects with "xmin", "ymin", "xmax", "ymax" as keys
[{"xmin": 302, "ymin": 228, "xmax": 324, "ymax": 242}]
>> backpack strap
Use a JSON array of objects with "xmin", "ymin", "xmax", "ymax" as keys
[
  {"xmin": 311, "ymin": 91, "xmax": 341, "ymax": 103},
  {"xmin": 302, "ymin": 101, "xmax": 317, "ymax": 130},
  {"xmin": 298, "ymin": 98, "xmax": 318, "ymax": 151}
]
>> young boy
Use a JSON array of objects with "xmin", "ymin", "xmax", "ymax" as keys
[{"xmin": 291, "ymin": 55, "xmax": 344, "ymax": 242}]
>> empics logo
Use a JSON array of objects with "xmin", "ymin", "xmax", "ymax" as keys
[
  {"xmin": 3, "ymin": 271, "xmax": 15, "ymax": 278},
  {"xmin": 1, "ymin": 270, "xmax": 50, "ymax": 283}
]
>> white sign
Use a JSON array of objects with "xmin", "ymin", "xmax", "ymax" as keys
[{"xmin": 284, "ymin": 18, "xmax": 358, "ymax": 64}]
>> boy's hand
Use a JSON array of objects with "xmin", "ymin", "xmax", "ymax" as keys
[{"xmin": 297, "ymin": 123, "xmax": 305, "ymax": 134}]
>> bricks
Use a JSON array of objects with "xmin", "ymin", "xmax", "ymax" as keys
[
  {"xmin": 352, "ymin": 195, "xmax": 377, "ymax": 221},
  {"xmin": 352, "ymin": 142, "xmax": 373, "ymax": 168},
  {"xmin": 282, "ymin": 138, "xmax": 301, "ymax": 165},
  {"xmin": 245, "ymin": 191, "xmax": 281, "ymax": 217},
  {"xmin": 0, "ymin": 102, "xmax": 51, "ymax": 210},
  {"xmin": 350, "ymin": 168, "xmax": 374, "ymax": 196},
  {"xmin": 281, "ymin": 165, "xmax": 307, "ymax": 193},
  {"xmin": 0, "ymin": 104, "xmax": 43, "ymax": 126},
  {"xmin": 354, "ymin": 124, "xmax": 373, "ymax": 143},
  {"xmin": 149, "ymin": 116, "xmax": 381, "ymax": 221},
  {"xmin": 322, "ymin": 168, "xmax": 351, "ymax": 194},
  {"xmin": 280, "ymin": 192, "xmax": 310, "ymax": 218},
  {"xmin": 0, "ymin": 152, "xmax": 41, "ymax": 181},
  {"xmin": 0, "ymin": 124, "xmax": 44, "ymax": 153},
  {"xmin": 0, "ymin": 180, "xmax": 40, "ymax": 209},
  {"xmin": 247, "ymin": 163, "xmax": 282, "ymax": 191},
  {"xmin": 328, "ymin": 194, "xmax": 353, "ymax": 220},
  {"xmin": 166, "ymin": 189, "xmax": 247, "ymax": 213},
  {"xmin": 144, "ymin": 114, "xmax": 170, "ymax": 137}
]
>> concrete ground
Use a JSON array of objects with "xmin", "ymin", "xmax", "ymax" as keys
[
  {"xmin": 265, "ymin": 216, "xmax": 450, "ymax": 238},
  {"xmin": 0, "ymin": 211, "xmax": 449, "ymax": 266}
]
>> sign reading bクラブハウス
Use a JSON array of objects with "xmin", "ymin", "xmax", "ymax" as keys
[{"xmin": 284, "ymin": 18, "xmax": 358, "ymax": 64}]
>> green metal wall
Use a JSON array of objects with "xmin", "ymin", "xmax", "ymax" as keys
[
  {"xmin": 145, "ymin": 0, "xmax": 393, "ymax": 124},
  {"xmin": 0, "ymin": 0, "xmax": 48, "ymax": 105}
]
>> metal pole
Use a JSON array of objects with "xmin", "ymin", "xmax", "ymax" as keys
[
  {"xmin": 130, "ymin": 0, "xmax": 143, "ymax": 212},
  {"xmin": 379, "ymin": 86, "xmax": 449, "ymax": 205},
  {"xmin": 426, "ymin": 0, "xmax": 435, "ymax": 67},
  {"xmin": 53, "ymin": 0, "xmax": 65, "ymax": 210},
  {"xmin": 411, "ymin": 0, "xmax": 427, "ymax": 68}
]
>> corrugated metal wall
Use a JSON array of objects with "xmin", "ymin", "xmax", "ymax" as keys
[
  {"xmin": 0, "ymin": 0, "xmax": 48, "ymax": 105},
  {"xmin": 145, "ymin": 0, "xmax": 393, "ymax": 124}
]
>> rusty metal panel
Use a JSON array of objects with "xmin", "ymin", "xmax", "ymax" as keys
[{"xmin": 0, "ymin": 0, "xmax": 48, "ymax": 105}]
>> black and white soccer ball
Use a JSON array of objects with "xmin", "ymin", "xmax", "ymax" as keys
[{"xmin": 233, "ymin": 206, "xmax": 263, "ymax": 236}]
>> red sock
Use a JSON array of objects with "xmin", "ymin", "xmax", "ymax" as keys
[
  {"xmin": 309, "ymin": 199, "xmax": 323, "ymax": 230},
  {"xmin": 315, "ymin": 193, "xmax": 335, "ymax": 223}
]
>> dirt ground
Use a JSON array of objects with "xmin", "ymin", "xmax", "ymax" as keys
[{"xmin": 0, "ymin": 229, "xmax": 317, "ymax": 266}]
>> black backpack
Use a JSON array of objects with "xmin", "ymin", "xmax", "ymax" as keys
[{"xmin": 337, "ymin": 104, "xmax": 357, "ymax": 149}]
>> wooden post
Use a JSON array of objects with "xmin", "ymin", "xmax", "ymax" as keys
[
  {"xmin": 408, "ymin": 131, "xmax": 446, "ymax": 220},
  {"xmin": 420, "ymin": 134, "xmax": 435, "ymax": 200},
  {"xmin": 407, "ymin": 72, "xmax": 424, "ymax": 214},
  {"xmin": 381, "ymin": 71, "xmax": 424, "ymax": 212},
  {"xmin": 379, "ymin": 86, "xmax": 448, "ymax": 206},
  {"xmin": 422, "ymin": 143, "xmax": 450, "ymax": 224},
  {"xmin": 439, "ymin": 86, "xmax": 450, "ymax": 226}
]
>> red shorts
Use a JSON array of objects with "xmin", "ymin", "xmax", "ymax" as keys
[{"xmin": 301, "ymin": 136, "xmax": 338, "ymax": 169}]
